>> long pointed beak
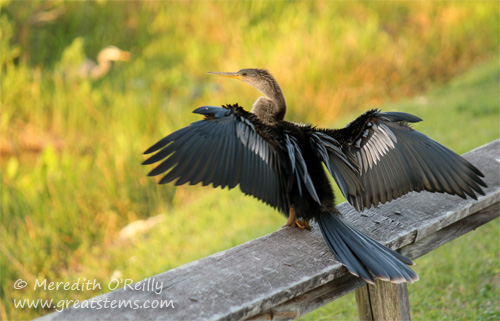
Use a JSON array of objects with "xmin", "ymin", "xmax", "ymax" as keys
[
  {"xmin": 206, "ymin": 71, "xmax": 241, "ymax": 79},
  {"xmin": 120, "ymin": 51, "xmax": 131, "ymax": 62}
]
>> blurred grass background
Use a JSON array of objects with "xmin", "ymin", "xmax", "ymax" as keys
[{"xmin": 1, "ymin": 1, "xmax": 498, "ymax": 320}]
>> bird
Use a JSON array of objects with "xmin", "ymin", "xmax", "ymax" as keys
[
  {"xmin": 78, "ymin": 46, "xmax": 130, "ymax": 80},
  {"xmin": 143, "ymin": 68, "xmax": 487, "ymax": 284}
]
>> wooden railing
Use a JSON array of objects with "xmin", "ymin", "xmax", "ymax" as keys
[{"xmin": 37, "ymin": 139, "xmax": 499, "ymax": 321}]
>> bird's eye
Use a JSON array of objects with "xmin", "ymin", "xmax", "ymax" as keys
[{"xmin": 242, "ymin": 72, "xmax": 247, "ymax": 76}]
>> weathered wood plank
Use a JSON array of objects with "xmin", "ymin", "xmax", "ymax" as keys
[
  {"xmin": 36, "ymin": 139, "xmax": 499, "ymax": 321},
  {"xmin": 400, "ymin": 201, "xmax": 499, "ymax": 260},
  {"xmin": 247, "ymin": 274, "xmax": 365, "ymax": 321}
]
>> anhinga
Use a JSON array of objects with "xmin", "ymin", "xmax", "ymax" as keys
[{"xmin": 143, "ymin": 69, "xmax": 486, "ymax": 284}]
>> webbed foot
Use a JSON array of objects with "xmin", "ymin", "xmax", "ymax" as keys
[{"xmin": 282, "ymin": 206, "xmax": 311, "ymax": 230}]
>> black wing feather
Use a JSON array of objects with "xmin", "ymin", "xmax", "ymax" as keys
[
  {"xmin": 315, "ymin": 109, "xmax": 486, "ymax": 211},
  {"xmin": 144, "ymin": 105, "xmax": 289, "ymax": 213}
]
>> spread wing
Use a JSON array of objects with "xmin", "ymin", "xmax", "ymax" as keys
[
  {"xmin": 143, "ymin": 105, "xmax": 291, "ymax": 213},
  {"xmin": 313, "ymin": 109, "xmax": 486, "ymax": 211}
]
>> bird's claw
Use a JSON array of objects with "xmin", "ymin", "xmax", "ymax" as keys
[
  {"xmin": 282, "ymin": 219, "xmax": 311, "ymax": 230},
  {"xmin": 282, "ymin": 206, "xmax": 310, "ymax": 230},
  {"xmin": 295, "ymin": 219, "xmax": 311, "ymax": 230}
]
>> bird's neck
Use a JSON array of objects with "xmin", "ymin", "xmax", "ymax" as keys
[
  {"xmin": 90, "ymin": 59, "xmax": 111, "ymax": 80},
  {"xmin": 252, "ymin": 82, "xmax": 287, "ymax": 124}
]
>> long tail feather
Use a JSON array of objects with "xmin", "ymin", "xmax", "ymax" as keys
[{"xmin": 317, "ymin": 211, "xmax": 418, "ymax": 284}]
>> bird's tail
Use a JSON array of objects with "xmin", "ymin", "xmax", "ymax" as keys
[{"xmin": 317, "ymin": 211, "xmax": 419, "ymax": 284}]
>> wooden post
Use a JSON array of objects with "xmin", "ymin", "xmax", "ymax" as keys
[{"xmin": 355, "ymin": 279, "xmax": 411, "ymax": 321}]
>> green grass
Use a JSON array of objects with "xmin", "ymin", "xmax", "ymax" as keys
[{"xmin": 1, "ymin": 1, "xmax": 499, "ymax": 320}]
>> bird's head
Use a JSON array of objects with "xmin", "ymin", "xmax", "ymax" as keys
[
  {"xmin": 98, "ymin": 46, "xmax": 131, "ymax": 63},
  {"xmin": 207, "ymin": 68, "xmax": 275, "ymax": 94}
]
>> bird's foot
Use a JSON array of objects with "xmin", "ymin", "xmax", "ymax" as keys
[
  {"xmin": 282, "ymin": 207, "xmax": 311, "ymax": 230},
  {"xmin": 295, "ymin": 219, "xmax": 311, "ymax": 230},
  {"xmin": 281, "ymin": 206, "xmax": 311, "ymax": 230},
  {"xmin": 282, "ymin": 219, "xmax": 311, "ymax": 230}
]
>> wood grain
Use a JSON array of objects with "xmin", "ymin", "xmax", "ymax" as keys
[{"xmin": 355, "ymin": 280, "xmax": 410, "ymax": 321}]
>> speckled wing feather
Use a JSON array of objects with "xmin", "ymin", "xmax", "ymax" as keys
[
  {"xmin": 317, "ymin": 109, "xmax": 486, "ymax": 211},
  {"xmin": 143, "ymin": 105, "xmax": 289, "ymax": 213}
]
